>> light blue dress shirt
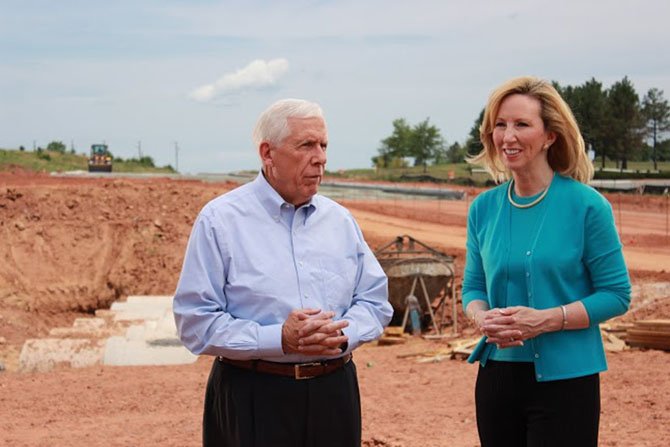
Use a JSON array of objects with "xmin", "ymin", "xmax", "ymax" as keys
[{"xmin": 173, "ymin": 172, "xmax": 392, "ymax": 363}]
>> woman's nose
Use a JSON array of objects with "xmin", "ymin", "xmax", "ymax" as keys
[{"xmin": 503, "ymin": 126, "xmax": 517, "ymax": 142}]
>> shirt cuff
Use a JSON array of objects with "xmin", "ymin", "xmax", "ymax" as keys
[
  {"xmin": 256, "ymin": 323, "xmax": 284, "ymax": 357},
  {"xmin": 341, "ymin": 320, "xmax": 359, "ymax": 353}
]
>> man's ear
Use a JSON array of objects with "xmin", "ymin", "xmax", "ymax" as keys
[{"xmin": 259, "ymin": 142, "xmax": 273, "ymax": 168}]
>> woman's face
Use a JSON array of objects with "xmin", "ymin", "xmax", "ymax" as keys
[{"xmin": 492, "ymin": 94, "xmax": 555, "ymax": 175}]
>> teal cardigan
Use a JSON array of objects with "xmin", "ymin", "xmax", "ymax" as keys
[{"xmin": 462, "ymin": 174, "xmax": 631, "ymax": 382}]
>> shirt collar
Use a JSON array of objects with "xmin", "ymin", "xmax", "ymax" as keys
[{"xmin": 252, "ymin": 171, "xmax": 317, "ymax": 222}]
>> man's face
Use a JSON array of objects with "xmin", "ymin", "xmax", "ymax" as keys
[{"xmin": 261, "ymin": 116, "xmax": 328, "ymax": 207}]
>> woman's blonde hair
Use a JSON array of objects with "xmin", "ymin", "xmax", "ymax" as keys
[{"xmin": 468, "ymin": 76, "xmax": 594, "ymax": 184}]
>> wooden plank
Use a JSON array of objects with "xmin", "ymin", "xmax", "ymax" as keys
[
  {"xmin": 396, "ymin": 349, "xmax": 441, "ymax": 359},
  {"xmin": 627, "ymin": 329, "xmax": 670, "ymax": 340},
  {"xmin": 626, "ymin": 337, "xmax": 670, "ymax": 346},
  {"xmin": 451, "ymin": 338, "xmax": 480, "ymax": 350},
  {"xmin": 634, "ymin": 319, "xmax": 670, "ymax": 326},
  {"xmin": 626, "ymin": 340, "xmax": 670, "ymax": 351},
  {"xmin": 602, "ymin": 331, "xmax": 627, "ymax": 352},
  {"xmin": 377, "ymin": 336, "xmax": 407, "ymax": 346},
  {"xmin": 416, "ymin": 352, "xmax": 452, "ymax": 363},
  {"xmin": 631, "ymin": 323, "xmax": 670, "ymax": 333},
  {"xmin": 384, "ymin": 326, "xmax": 405, "ymax": 336}
]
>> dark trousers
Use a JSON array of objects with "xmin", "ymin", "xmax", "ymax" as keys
[
  {"xmin": 475, "ymin": 361, "xmax": 600, "ymax": 447},
  {"xmin": 203, "ymin": 357, "xmax": 361, "ymax": 447}
]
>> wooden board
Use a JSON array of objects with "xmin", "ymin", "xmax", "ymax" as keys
[{"xmin": 626, "ymin": 340, "xmax": 670, "ymax": 351}]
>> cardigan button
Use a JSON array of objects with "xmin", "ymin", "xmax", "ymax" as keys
[
  {"xmin": 526, "ymin": 251, "xmax": 531, "ymax": 256},
  {"xmin": 534, "ymin": 353, "xmax": 540, "ymax": 359},
  {"xmin": 537, "ymin": 374, "xmax": 542, "ymax": 379}
]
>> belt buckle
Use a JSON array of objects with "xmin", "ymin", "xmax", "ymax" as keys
[{"xmin": 294, "ymin": 362, "xmax": 321, "ymax": 380}]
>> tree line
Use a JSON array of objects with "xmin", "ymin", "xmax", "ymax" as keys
[{"xmin": 373, "ymin": 77, "xmax": 670, "ymax": 171}]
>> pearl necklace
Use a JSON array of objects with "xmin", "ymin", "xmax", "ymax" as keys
[{"xmin": 507, "ymin": 178, "xmax": 551, "ymax": 209}]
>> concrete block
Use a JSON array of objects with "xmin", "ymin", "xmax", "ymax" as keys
[
  {"xmin": 125, "ymin": 324, "xmax": 147, "ymax": 341},
  {"xmin": 111, "ymin": 296, "xmax": 174, "ymax": 322},
  {"xmin": 20, "ymin": 295, "xmax": 196, "ymax": 370},
  {"xmin": 103, "ymin": 336, "xmax": 197, "ymax": 366},
  {"xmin": 73, "ymin": 317, "xmax": 107, "ymax": 330},
  {"xmin": 19, "ymin": 338, "xmax": 106, "ymax": 372}
]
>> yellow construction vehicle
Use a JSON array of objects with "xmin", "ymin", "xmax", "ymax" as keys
[{"xmin": 87, "ymin": 144, "xmax": 113, "ymax": 172}]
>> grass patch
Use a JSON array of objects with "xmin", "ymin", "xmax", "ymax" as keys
[{"xmin": 0, "ymin": 148, "xmax": 175, "ymax": 174}]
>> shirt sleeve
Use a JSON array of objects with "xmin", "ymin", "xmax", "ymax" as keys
[
  {"xmin": 340, "ymin": 219, "xmax": 393, "ymax": 352},
  {"xmin": 580, "ymin": 196, "xmax": 631, "ymax": 324},
  {"xmin": 462, "ymin": 199, "xmax": 489, "ymax": 309},
  {"xmin": 172, "ymin": 210, "xmax": 284, "ymax": 359}
]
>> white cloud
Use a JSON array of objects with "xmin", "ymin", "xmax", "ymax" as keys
[{"xmin": 189, "ymin": 58, "xmax": 289, "ymax": 102}]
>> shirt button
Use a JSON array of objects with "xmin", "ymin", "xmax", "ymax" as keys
[
  {"xmin": 274, "ymin": 215, "xmax": 280, "ymax": 221},
  {"xmin": 526, "ymin": 251, "xmax": 531, "ymax": 256},
  {"xmin": 526, "ymin": 272, "xmax": 530, "ymax": 277},
  {"xmin": 534, "ymin": 353, "xmax": 540, "ymax": 359},
  {"xmin": 299, "ymin": 261, "xmax": 303, "ymax": 267},
  {"xmin": 304, "ymin": 294, "xmax": 309, "ymax": 299}
]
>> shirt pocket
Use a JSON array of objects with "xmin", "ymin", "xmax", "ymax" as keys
[{"xmin": 318, "ymin": 257, "xmax": 357, "ymax": 313}]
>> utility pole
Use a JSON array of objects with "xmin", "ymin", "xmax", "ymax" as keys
[
  {"xmin": 174, "ymin": 141, "xmax": 180, "ymax": 173},
  {"xmin": 137, "ymin": 141, "xmax": 143, "ymax": 159}
]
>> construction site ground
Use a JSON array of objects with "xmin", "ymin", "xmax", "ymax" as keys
[{"xmin": 1, "ymin": 170, "xmax": 669, "ymax": 447}]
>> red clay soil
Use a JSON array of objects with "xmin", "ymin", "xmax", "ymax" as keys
[{"xmin": 0, "ymin": 171, "xmax": 669, "ymax": 446}]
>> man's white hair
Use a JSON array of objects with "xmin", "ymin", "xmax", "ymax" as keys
[{"xmin": 252, "ymin": 99, "xmax": 324, "ymax": 148}]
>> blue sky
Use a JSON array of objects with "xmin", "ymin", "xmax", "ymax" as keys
[{"xmin": 2, "ymin": 0, "xmax": 669, "ymax": 174}]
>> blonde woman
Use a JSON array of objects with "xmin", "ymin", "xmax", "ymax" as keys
[{"xmin": 463, "ymin": 76, "xmax": 630, "ymax": 447}]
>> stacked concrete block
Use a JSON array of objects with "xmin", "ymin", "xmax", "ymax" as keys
[{"xmin": 19, "ymin": 295, "xmax": 197, "ymax": 372}]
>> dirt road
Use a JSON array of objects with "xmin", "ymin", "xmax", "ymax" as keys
[{"xmin": 343, "ymin": 199, "xmax": 670, "ymax": 274}]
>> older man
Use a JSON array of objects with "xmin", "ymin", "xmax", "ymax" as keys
[{"xmin": 173, "ymin": 98, "xmax": 392, "ymax": 447}]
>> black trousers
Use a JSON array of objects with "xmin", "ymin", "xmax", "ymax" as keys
[
  {"xmin": 475, "ymin": 361, "xmax": 600, "ymax": 447},
  {"xmin": 203, "ymin": 357, "xmax": 361, "ymax": 447}
]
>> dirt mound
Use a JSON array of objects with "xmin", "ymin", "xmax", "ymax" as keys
[{"xmin": 0, "ymin": 173, "xmax": 235, "ymax": 351}]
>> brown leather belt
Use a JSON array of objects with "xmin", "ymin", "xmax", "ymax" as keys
[{"xmin": 217, "ymin": 353, "xmax": 352, "ymax": 380}]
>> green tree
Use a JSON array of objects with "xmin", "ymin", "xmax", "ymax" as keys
[
  {"xmin": 432, "ymin": 142, "xmax": 449, "ymax": 165},
  {"xmin": 373, "ymin": 118, "xmax": 412, "ymax": 168},
  {"xmin": 464, "ymin": 109, "xmax": 484, "ymax": 157},
  {"xmin": 579, "ymin": 79, "xmax": 610, "ymax": 168},
  {"xmin": 46, "ymin": 141, "xmax": 67, "ymax": 153},
  {"xmin": 554, "ymin": 81, "xmax": 575, "ymax": 105},
  {"xmin": 446, "ymin": 141, "xmax": 466, "ymax": 163},
  {"xmin": 606, "ymin": 77, "xmax": 644, "ymax": 169},
  {"xmin": 656, "ymin": 139, "xmax": 670, "ymax": 161},
  {"xmin": 641, "ymin": 88, "xmax": 670, "ymax": 170},
  {"xmin": 409, "ymin": 118, "xmax": 444, "ymax": 172},
  {"xmin": 373, "ymin": 118, "xmax": 445, "ymax": 170},
  {"xmin": 561, "ymin": 79, "xmax": 610, "ymax": 168}
]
